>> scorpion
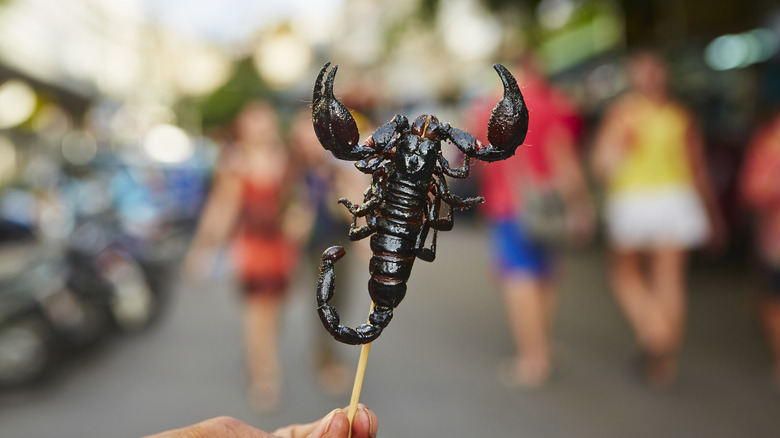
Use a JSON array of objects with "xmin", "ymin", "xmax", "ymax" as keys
[{"xmin": 313, "ymin": 62, "xmax": 529, "ymax": 345}]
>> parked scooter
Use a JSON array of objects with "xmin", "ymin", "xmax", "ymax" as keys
[
  {"xmin": 65, "ymin": 213, "xmax": 161, "ymax": 334},
  {"xmin": 0, "ymin": 220, "xmax": 103, "ymax": 387}
]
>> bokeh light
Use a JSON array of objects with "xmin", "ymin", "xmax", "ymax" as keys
[
  {"xmin": 0, "ymin": 80, "xmax": 37, "ymax": 129},
  {"xmin": 32, "ymin": 105, "xmax": 72, "ymax": 142},
  {"xmin": 253, "ymin": 32, "xmax": 313, "ymax": 89},
  {"xmin": 142, "ymin": 124, "xmax": 193, "ymax": 164},
  {"xmin": 61, "ymin": 131, "xmax": 98, "ymax": 166},
  {"xmin": 173, "ymin": 45, "xmax": 234, "ymax": 97},
  {"xmin": 0, "ymin": 136, "xmax": 16, "ymax": 183},
  {"xmin": 440, "ymin": 0, "xmax": 502, "ymax": 62},
  {"xmin": 705, "ymin": 28, "xmax": 779, "ymax": 71},
  {"xmin": 537, "ymin": 0, "xmax": 581, "ymax": 30}
]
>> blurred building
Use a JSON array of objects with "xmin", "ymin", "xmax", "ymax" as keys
[
  {"xmin": 0, "ymin": 0, "xmax": 235, "ymax": 186},
  {"xmin": 0, "ymin": 0, "xmax": 777, "ymax": 211}
]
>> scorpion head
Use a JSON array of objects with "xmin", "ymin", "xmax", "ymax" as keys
[{"xmin": 411, "ymin": 115, "xmax": 441, "ymax": 141}]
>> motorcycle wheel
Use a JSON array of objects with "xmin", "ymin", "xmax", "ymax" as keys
[
  {"xmin": 0, "ymin": 315, "xmax": 52, "ymax": 387},
  {"xmin": 104, "ymin": 257, "xmax": 156, "ymax": 333}
]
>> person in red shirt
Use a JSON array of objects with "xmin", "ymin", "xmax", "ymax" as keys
[
  {"xmin": 741, "ymin": 110, "xmax": 780, "ymax": 385},
  {"xmin": 471, "ymin": 56, "xmax": 593, "ymax": 387}
]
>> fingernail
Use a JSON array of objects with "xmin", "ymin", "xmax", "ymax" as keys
[
  {"xmin": 324, "ymin": 408, "xmax": 342, "ymax": 433},
  {"xmin": 359, "ymin": 405, "xmax": 375, "ymax": 438}
]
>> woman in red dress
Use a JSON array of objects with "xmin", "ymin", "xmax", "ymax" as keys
[{"xmin": 187, "ymin": 101, "xmax": 298, "ymax": 411}]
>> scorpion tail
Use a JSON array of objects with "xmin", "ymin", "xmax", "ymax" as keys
[{"xmin": 317, "ymin": 246, "xmax": 392, "ymax": 345}]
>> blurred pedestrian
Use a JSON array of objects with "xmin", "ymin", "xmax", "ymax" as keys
[
  {"xmin": 740, "ymin": 111, "xmax": 780, "ymax": 386},
  {"xmin": 186, "ymin": 101, "xmax": 299, "ymax": 411},
  {"xmin": 473, "ymin": 55, "xmax": 593, "ymax": 388},
  {"xmin": 287, "ymin": 108, "xmax": 354, "ymax": 396},
  {"xmin": 591, "ymin": 50, "xmax": 724, "ymax": 388}
]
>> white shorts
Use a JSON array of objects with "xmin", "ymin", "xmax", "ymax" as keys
[{"xmin": 605, "ymin": 186, "xmax": 710, "ymax": 250}]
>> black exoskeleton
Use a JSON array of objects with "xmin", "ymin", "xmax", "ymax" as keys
[{"xmin": 313, "ymin": 62, "xmax": 529, "ymax": 344}]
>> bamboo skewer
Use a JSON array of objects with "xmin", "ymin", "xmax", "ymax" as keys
[{"xmin": 347, "ymin": 303, "xmax": 374, "ymax": 438}]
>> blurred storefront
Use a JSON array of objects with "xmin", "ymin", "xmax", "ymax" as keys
[
  {"xmin": 0, "ymin": 0, "xmax": 777, "ymax": 398},
  {"xmin": 0, "ymin": 0, "xmax": 776, "ymax": 248}
]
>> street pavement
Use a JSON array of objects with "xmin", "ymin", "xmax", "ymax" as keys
[{"xmin": 0, "ymin": 224, "xmax": 778, "ymax": 437}]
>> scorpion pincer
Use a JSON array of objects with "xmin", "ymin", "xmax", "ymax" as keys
[{"xmin": 312, "ymin": 62, "xmax": 529, "ymax": 345}]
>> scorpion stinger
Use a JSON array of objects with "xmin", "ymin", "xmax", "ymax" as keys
[{"xmin": 313, "ymin": 62, "xmax": 528, "ymax": 345}]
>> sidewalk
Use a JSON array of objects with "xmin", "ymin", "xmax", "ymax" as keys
[{"xmin": 0, "ymin": 225, "xmax": 777, "ymax": 437}]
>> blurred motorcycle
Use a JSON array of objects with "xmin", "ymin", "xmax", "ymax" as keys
[
  {"xmin": 65, "ymin": 214, "xmax": 162, "ymax": 334},
  {"xmin": 56, "ymin": 161, "xmax": 181, "ymax": 334},
  {"xmin": 0, "ymin": 221, "xmax": 103, "ymax": 387},
  {"xmin": 0, "ymin": 148, "xmax": 202, "ymax": 387}
]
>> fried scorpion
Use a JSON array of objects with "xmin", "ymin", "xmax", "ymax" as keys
[{"xmin": 313, "ymin": 62, "xmax": 529, "ymax": 344}]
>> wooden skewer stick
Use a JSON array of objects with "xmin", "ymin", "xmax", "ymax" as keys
[{"xmin": 347, "ymin": 303, "xmax": 374, "ymax": 438}]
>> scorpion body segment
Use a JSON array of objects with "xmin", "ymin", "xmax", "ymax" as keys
[{"xmin": 313, "ymin": 62, "xmax": 528, "ymax": 344}]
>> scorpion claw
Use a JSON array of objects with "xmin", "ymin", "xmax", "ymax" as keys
[
  {"xmin": 312, "ymin": 61, "xmax": 329, "ymax": 104},
  {"xmin": 312, "ymin": 62, "xmax": 369, "ymax": 161},
  {"xmin": 441, "ymin": 64, "xmax": 528, "ymax": 163},
  {"xmin": 482, "ymin": 63, "xmax": 529, "ymax": 162}
]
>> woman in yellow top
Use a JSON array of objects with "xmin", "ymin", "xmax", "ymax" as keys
[{"xmin": 592, "ymin": 51, "xmax": 723, "ymax": 388}]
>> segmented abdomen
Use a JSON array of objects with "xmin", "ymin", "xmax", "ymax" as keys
[{"xmin": 367, "ymin": 174, "xmax": 429, "ymax": 308}]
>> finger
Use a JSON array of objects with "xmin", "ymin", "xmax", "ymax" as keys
[
  {"xmin": 273, "ymin": 409, "xmax": 343, "ymax": 438},
  {"xmin": 146, "ymin": 416, "xmax": 274, "ymax": 438},
  {"xmin": 271, "ymin": 420, "xmax": 318, "ymax": 438},
  {"xmin": 350, "ymin": 404, "xmax": 378, "ymax": 438},
  {"xmin": 308, "ymin": 409, "xmax": 348, "ymax": 438}
]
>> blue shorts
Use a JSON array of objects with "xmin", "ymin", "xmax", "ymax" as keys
[{"xmin": 490, "ymin": 218, "xmax": 552, "ymax": 279}]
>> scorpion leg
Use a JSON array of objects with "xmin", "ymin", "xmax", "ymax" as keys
[
  {"xmin": 317, "ymin": 246, "xmax": 384, "ymax": 345},
  {"xmin": 428, "ymin": 177, "xmax": 453, "ymax": 232},
  {"xmin": 337, "ymin": 199, "xmax": 376, "ymax": 241},
  {"xmin": 439, "ymin": 174, "xmax": 484, "ymax": 210},
  {"xmin": 415, "ymin": 226, "xmax": 437, "ymax": 262},
  {"xmin": 437, "ymin": 153, "xmax": 471, "ymax": 179},
  {"xmin": 342, "ymin": 166, "xmax": 389, "ymax": 241},
  {"xmin": 443, "ymin": 192, "xmax": 484, "ymax": 210},
  {"xmin": 338, "ymin": 196, "xmax": 380, "ymax": 217},
  {"xmin": 347, "ymin": 216, "xmax": 376, "ymax": 241},
  {"xmin": 355, "ymin": 156, "xmax": 382, "ymax": 174},
  {"xmin": 339, "ymin": 162, "xmax": 387, "ymax": 217},
  {"xmin": 338, "ymin": 191, "xmax": 380, "ymax": 241},
  {"xmin": 414, "ymin": 183, "xmax": 441, "ymax": 262}
]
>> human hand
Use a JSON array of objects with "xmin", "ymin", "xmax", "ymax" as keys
[
  {"xmin": 181, "ymin": 247, "xmax": 217, "ymax": 284},
  {"xmin": 273, "ymin": 405, "xmax": 377, "ymax": 438},
  {"xmin": 566, "ymin": 201, "xmax": 595, "ymax": 246},
  {"xmin": 145, "ymin": 405, "xmax": 377, "ymax": 438}
]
